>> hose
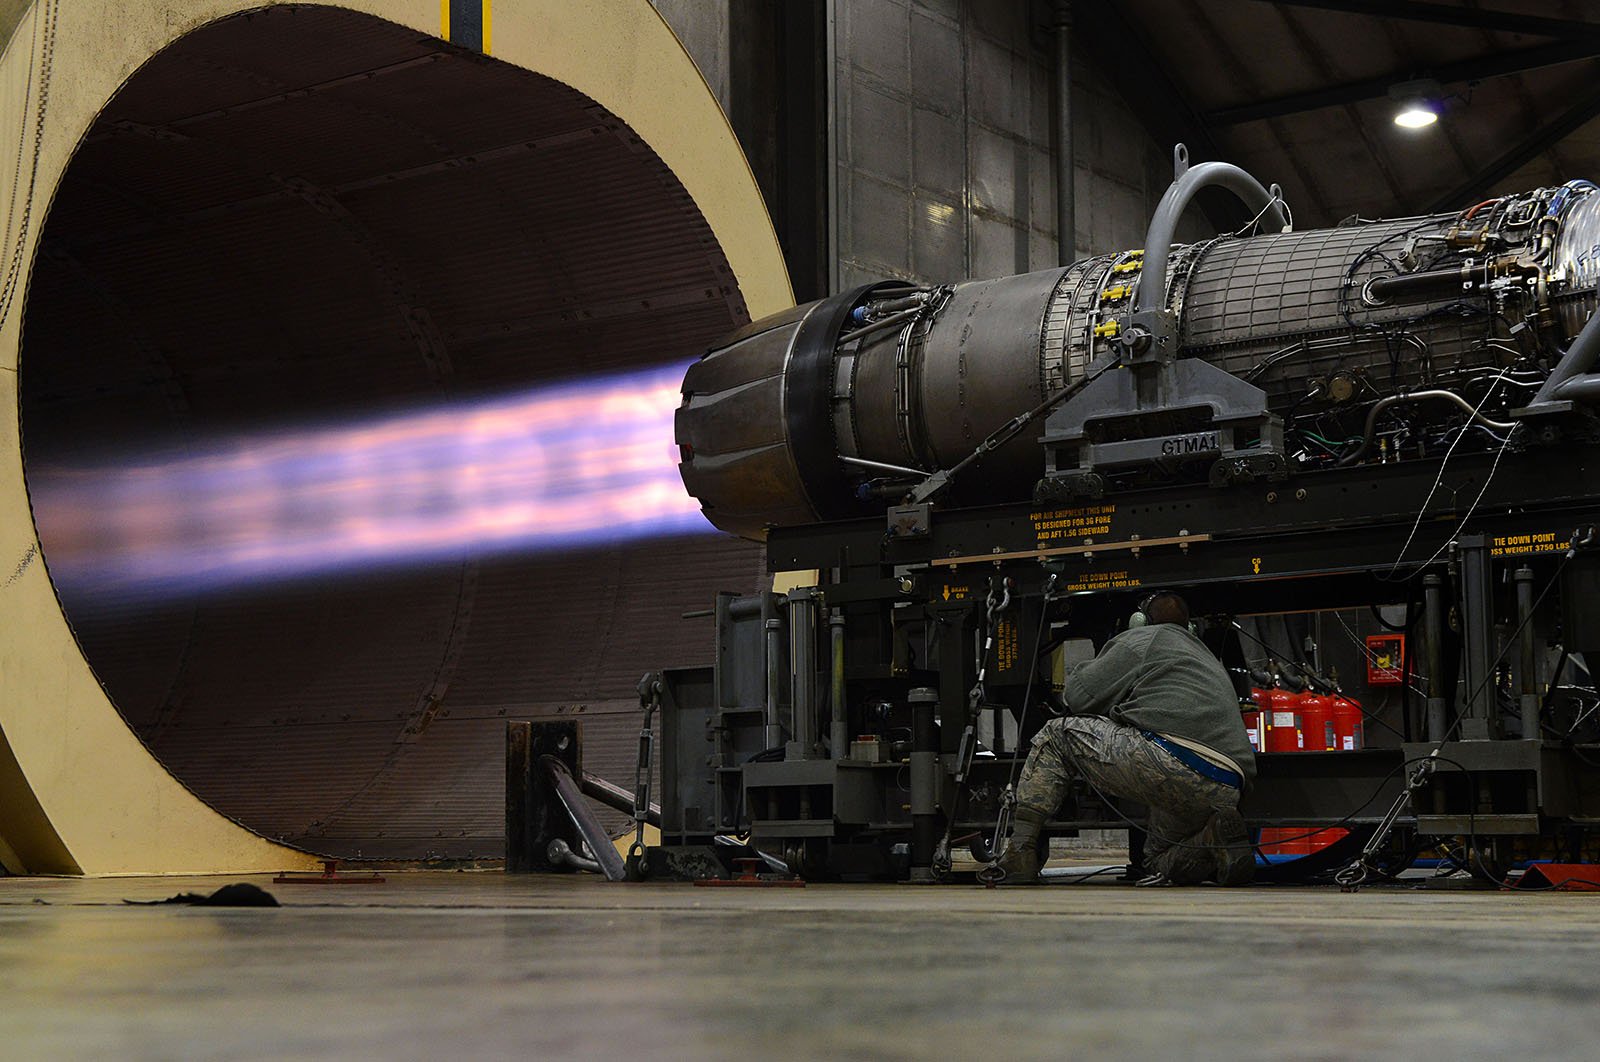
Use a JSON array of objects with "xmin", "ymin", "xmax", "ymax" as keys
[{"xmin": 1339, "ymin": 389, "xmax": 1516, "ymax": 466}]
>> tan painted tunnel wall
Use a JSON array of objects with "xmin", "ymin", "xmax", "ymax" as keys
[{"xmin": 0, "ymin": 0, "xmax": 790, "ymax": 874}]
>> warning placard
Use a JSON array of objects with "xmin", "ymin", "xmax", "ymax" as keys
[
  {"xmin": 1030, "ymin": 503, "xmax": 1116, "ymax": 545},
  {"xmin": 1490, "ymin": 530, "xmax": 1564, "ymax": 557}
]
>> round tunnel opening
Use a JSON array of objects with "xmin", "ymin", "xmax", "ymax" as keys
[{"xmin": 18, "ymin": 5, "xmax": 763, "ymax": 859}]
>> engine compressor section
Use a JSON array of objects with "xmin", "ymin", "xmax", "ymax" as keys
[{"xmin": 648, "ymin": 150, "xmax": 1600, "ymax": 883}]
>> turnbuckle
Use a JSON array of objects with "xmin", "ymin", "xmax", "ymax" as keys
[
  {"xmin": 628, "ymin": 672, "xmax": 663, "ymax": 880},
  {"xmin": 991, "ymin": 785, "xmax": 1018, "ymax": 864}
]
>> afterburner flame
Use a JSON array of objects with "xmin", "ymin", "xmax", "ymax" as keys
[{"xmin": 30, "ymin": 363, "xmax": 709, "ymax": 594}]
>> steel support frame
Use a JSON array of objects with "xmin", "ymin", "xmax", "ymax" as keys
[
  {"xmin": 1206, "ymin": 39, "xmax": 1600, "ymax": 127},
  {"xmin": 642, "ymin": 444, "xmax": 1600, "ymax": 877},
  {"xmin": 754, "ymin": 447, "xmax": 1600, "ymax": 852},
  {"xmin": 1270, "ymin": 0, "xmax": 1600, "ymax": 40},
  {"xmin": 1429, "ymin": 85, "xmax": 1600, "ymax": 213},
  {"xmin": 1455, "ymin": 535, "xmax": 1499, "ymax": 741}
]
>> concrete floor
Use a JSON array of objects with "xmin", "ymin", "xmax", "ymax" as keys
[{"xmin": 3, "ymin": 871, "xmax": 1597, "ymax": 1059}]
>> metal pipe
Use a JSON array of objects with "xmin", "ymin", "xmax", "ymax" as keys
[
  {"xmin": 540, "ymin": 755, "xmax": 627, "ymax": 881},
  {"xmin": 1530, "ymin": 290, "xmax": 1600, "ymax": 404},
  {"xmin": 1554, "ymin": 373, "xmax": 1600, "ymax": 403},
  {"xmin": 908, "ymin": 686, "xmax": 940, "ymax": 883},
  {"xmin": 1514, "ymin": 565, "xmax": 1541, "ymax": 740},
  {"xmin": 1054, "ymin": 0, "xmax": 1074, "ymax": 266},
  {"xmin": 764, "ymin": 615, "xmax": 786, "ymax": 751},
  {"xmin": 835, "ymin": 306, "xmax": 922, "ymax": 347},
  {"xmin": 786, "ymin": 588, "xmax": 820, "ymax": 760},
  {"xmin": 1457, "ymin": 535, "xmax": 1497, "ymax": 739},
  {"xmin": 578, "ymin": 769, "xmax": 661, "ymax": 827},
  {"xmin": 1364, "ymin": 257, "xmax": 1533, "ymax": 308},
  {"xmin": 1136, "ymin": 152, "xmax": 1289, "ymax": 315},
  {"xmin": 860, "ymin": 294, "xmax": 924, "ymax": 316},
  {"xmin": 726, "ymin": 595, "xmax": 765, "ymax": 619},
  {"xmin": 1363, "ymin": 265, "xmax": 1472, "ymax": 305},
  {"xmin": 840, "ymin": 454, "xmax": 923, "ymax": 478},
  {"xmin": 1423, "ymin": 574, "xmax": 1449, "ymax": 742},
  {"xmin": 1341, "ymin": 389, "xmax": 1517, "ymax": 466},
  {"xmin": 829, "ymin": 611, "xmax": 848, "ymax": 759}
]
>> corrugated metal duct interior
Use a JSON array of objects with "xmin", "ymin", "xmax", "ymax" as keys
[{"xmin": 18, "ymin": 5, "xmax": 766, "ymax": 860}]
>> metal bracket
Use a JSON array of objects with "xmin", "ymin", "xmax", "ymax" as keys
[
  {"xmin": 1039, "ymin": 358, "xmax": 1286, "ymax": 499},
  {"xmin": 1037, "ymin": 148, "xmax": 1289, "ymax": 499}
]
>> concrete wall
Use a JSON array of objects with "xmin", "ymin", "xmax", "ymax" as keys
[
  {"xmin": 649, "ymin": 0, "xmax": 731, "ymax": 116},
  {"xmin": 655, "ymin": 0, "xmax": 1213, "ymax": 293},
  {"xmin": 832, "ymin": 0, "xmax": 1207, "ymax": 289}
]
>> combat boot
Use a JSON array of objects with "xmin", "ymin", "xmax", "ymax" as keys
[
  {"xmin": 1202, "ymin": 807, "xmax": 1255, "ymax": 886},
  {"xmin": 993, "ymin": 802, "xmax": 1051, "ymax": 885}
]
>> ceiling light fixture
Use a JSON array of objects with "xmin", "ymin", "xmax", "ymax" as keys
[
  {"xmin": 1394, "ymin": 104, "xmax": 1437, "ymax": 129},
  {"xmin": 1389, "ymin": 78, "xmax": 1443, "ymax": 130}
]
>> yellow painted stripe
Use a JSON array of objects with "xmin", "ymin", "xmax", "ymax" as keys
[
  {"xmin": 440, "ymin": 0, "xmax": 450, "ymax": 41},
  {"xmin": 482, "ymin": 0, "xmax": 492, "ymax": 54}
]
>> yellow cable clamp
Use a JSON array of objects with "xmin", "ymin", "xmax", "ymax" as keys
[
  {"xmin": 1094, "ymin": 319, "xmax": 1121, "ymax": 338},
  {"xmin": 1111, "ymin": 260, "xmax": 1141, "ymax": 274},
  {"xmin": 1101, "ymin": 283, "xmax": 1132, "ymax": 301}
]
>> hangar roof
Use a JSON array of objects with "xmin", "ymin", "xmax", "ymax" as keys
[{"xmin": 1080, "ymin": 0, "xmax": 1600, "ymax": 226}]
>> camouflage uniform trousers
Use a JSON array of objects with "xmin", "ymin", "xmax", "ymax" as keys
[{"xmin": 1018, "ymin": 714, "xmax": 1241, "ymax": 883}]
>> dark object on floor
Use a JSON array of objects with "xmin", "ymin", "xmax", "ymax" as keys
[
  {"xmin": 124, "ymin": 883, "xmax": 280, "ymax": 907},
  {"xmin": 692, "ymin": 858, "xmax": 805, "ymax": 888}
]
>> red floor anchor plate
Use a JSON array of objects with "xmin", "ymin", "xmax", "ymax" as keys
[
  {"xmin": 693, "ymin": 857, "xmax": 805, "ymax": 888},
  {"xmin": 1508, "ymin": 864, "xmax": 1600, "ymax": 891},
  {"xmin": 273, "ymin": 860, "xmax": 386, "ymax": 885}
]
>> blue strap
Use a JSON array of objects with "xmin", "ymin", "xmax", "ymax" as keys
[{"xmin": 1142, "ymin": 731, "xmax": 1242, "ymax": 789}]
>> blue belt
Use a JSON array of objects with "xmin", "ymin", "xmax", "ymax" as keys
[{"xmin": 1142, "ymin": 731, "xmax": 1242, "ymax": 789}]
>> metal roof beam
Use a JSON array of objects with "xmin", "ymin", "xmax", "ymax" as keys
[
  {"xmin": 1268, "ymin": 0, "xmax": 1600, "ymax": 39},
  {"xmin": 1428, "ymin": 84, "xmax": 1600, "ymax": 211},
  {"xmin": 1207, "ymin": 39, "xmax": 1600, "ymax": 126}
]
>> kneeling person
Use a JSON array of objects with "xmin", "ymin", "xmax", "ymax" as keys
[{"xmin": 996, "ymin": 592, "xmax": 1255, "ymax": 885}]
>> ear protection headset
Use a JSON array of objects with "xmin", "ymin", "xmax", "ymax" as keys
[
  {"xmin": 1128, "ymin": 592, "xmax": 1162, "ymax": 629},
  {"xmin": 1128, "ymin": 591, "xmax": 1199, "ymax": 633}
]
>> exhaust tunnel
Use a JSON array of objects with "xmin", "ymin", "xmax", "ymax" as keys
[{"xmin": 1, "ymin": 1, "xmax": 789, "ymax": 871}]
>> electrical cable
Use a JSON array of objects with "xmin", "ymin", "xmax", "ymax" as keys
[
  {"xmin": 1001, "ymin": 582, "xmax": 1060, "ymax": 799},
  {"xmin": 1331, "ymin": 610, "xmax": 1428, "ymax": 704},
  {"xmin": 1229, "ymin": 192, "xmax": 1293, "ymax": 239},
  {"xmin": 1378, "ymin": 375, "xmax": 1512, "ymax": 580}
]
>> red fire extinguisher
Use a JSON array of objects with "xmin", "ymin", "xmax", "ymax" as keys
[
  {"xmin": 1297, "ymin": 689, "xmax": 1335, "ymax": 752},
  {"xmin": 1330, "ymin": 692, "xmax": 1365, "ymax": 750},
  {"xmin": 1264, "ymin": 686, "xmax": 1302, "ymax": 752}
]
